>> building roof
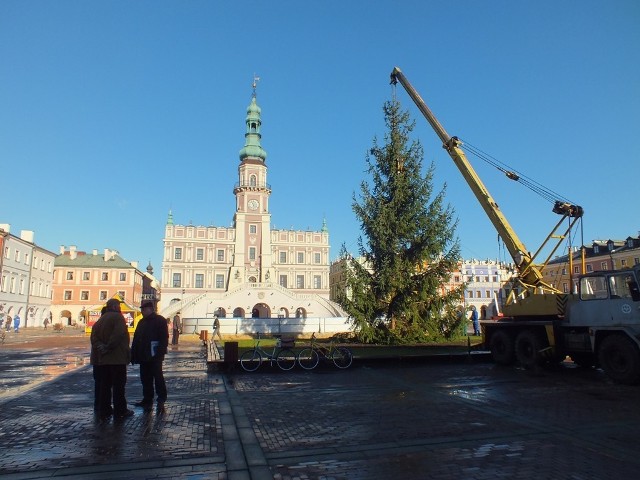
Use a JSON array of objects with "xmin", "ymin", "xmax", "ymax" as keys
[{"xmin": 55, "ymin": 251, "xmax": 137, "ymax": 269}]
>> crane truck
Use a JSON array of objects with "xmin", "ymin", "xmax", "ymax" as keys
[{"xmin": 390, "ymin": 67, "xmax": 640, "ymax": 384}]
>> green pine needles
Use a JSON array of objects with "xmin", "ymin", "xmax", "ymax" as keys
[{"xmin": 338, "ymin": 99, "xmax": 466, "ymax": 344}]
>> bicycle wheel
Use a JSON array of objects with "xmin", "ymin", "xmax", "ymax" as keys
[
  {"xmin": 331, "ymin": 347, "xmax": 353, "ymax": 369},
  {"xmin": 297, "ymin": 347, "xmax": 320, "ymax": 370},
  {"xmin": 276, "ymin": 349, "xmax": 296, "ymax": 371},
  {"xmin": 240, "ymin": 349, "xmax": 262, "ymax": 372}
]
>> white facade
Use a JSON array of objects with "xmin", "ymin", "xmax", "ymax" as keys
[
  {"xmin": 160, "ymin": 91, "xmax": 346, "ymax": 325},
  {"xmin": 0, "ymin": 224, "xmax": 56, "ymax": 327},
  {"xmin": 461, "ymin": 259, "xmax": 513, "ymax": 319}
]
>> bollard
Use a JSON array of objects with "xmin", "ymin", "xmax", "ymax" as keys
[{"xmin": 224, "ymin": 341, "xmax": 239, "ymax": 370}]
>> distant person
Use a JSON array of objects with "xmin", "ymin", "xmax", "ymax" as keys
[
  {"xmin": 6, "ymin": 315, "xmax": 12, "ymax": 331},
  {"xmin": 13, "ymin": 314, "xmax": 20, "ymax": 333},
  {"xmin": 171, "ymin": 312, "xmax": 182, "ymax": 345},
  {"xmin": 131, "ymin": 302, "xmax": 169, "ymax": 412},
  {"xmin": 212, "ymin": 315, "xmax": 222, "ymax": 341},
  {"xmin": 90, "ymin": 299, "xmax": 133, "ymax": 420},
  {"xmin": 43, "ymin": 317, "xmax": 49, "ymax": 329},
  {"xmin": 470, "ymin": 306, "xmax": 480, "ymax": 336}
]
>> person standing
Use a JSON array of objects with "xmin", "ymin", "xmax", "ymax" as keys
[
  {"xmin": 6, "ymin": 315, "xmax": 12, "ymax": 331},
  {"xmin": 171, "ymin": 312, "xmax": 182, "ymax": 345},
  {"xmin": 212, "ymin": 315, "xmax": 222, "ymax": 341},
  {"xmin": 470, "ymin": 306, "xmax": 480, "ymax": 336},
  {"xmin": 90, "ymin": 299, "xmax": 133, "ymax": 420},
  {"xmin": 13, "ymin": 314, "xmax": 20, "ymax": 333},
  {"xmin": 131, "ymin": 302, "xmax": 169, "ymax": 412}
]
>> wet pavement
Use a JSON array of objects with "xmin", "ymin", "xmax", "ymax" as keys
[{"xmin": 1, "ymin": 329, "xmax": 640, "ymax": 479}]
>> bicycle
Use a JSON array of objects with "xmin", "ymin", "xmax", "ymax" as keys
[
  {"xmin": 297, "ymin": 332, "xmax": 353, "ymax": 370},
  {"xmin": 240, "ymin": 333, "xmax": 297, "ymax": 372}
]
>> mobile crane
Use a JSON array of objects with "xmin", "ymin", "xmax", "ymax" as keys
[{"xmin": 390, "ymin": 67, "xmax": 640, "ymax": 384}]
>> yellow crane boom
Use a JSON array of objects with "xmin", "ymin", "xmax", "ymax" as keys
[{"xmin": 390, "ymin": 67, "xmax": 583, "ymax": 313}]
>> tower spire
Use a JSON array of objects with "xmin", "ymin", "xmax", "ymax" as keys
[
  {"xmin": 239, "ymin": 75, "xmax": 267, "ymax": 162},
  {"xmin": 252, "ymin": 73, "xmax": 260, "ymax": 97}
]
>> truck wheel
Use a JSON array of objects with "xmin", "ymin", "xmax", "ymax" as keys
[
  {"xmin": 598, "ymin": 335, "xmax": 640, "ymax": 385},
  {"xmin": 489, "ymin": 330, "xmax": 515, "ymax": 365},
  {"xmin": 515, "ymin": 330, "xmax": 545, "ymax": 369}
]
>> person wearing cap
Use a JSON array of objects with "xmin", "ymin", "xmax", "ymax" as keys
[
  {"xmin": 90, "ymin": 299, "xmax": 133, "ymax": 420},
  {"xmin": 131, "ymin": 301, "xmax": 169, "ymax": 412}
]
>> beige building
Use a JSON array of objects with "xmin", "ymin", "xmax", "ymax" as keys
[
  {"xmin": 161, "ymin": 89, "xmax": 345, "ymax": 327},
  {"xmin": 542, "ymin": 236, "xmax": 640, "ymax": 293},
  {"xmin": 52, "ymin": 246, "xmax": 145, "ymax": 326}
]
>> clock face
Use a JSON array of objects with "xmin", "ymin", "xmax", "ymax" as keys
[{"xmin": 248, "ymin": 199, "xmax": 259, "ymax": 211}]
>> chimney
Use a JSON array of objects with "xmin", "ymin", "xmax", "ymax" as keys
[
  {"xmin": 20, "ymin": 230, "xmax": 34, "ymax": 243},
  {"xmin": 60, "ymin": 245, "xmax": 66, "ymax": 254},
  {"xmin": 0, "ymin": 223, "xmax": 10, "ymax": 233},
  {"xmin": 69, "ymin": 245, "xmax": 77, "ymax": 260},
  {"xmin": 131, "ymin": 261, "xmax": 138, "ymax": 268},
  {"xmin": 104, "ymin": 248, "xmax": 111, "ymax": 261},
  {"xmin": 92, "ymin": 249, "xmax": 98, "ymax": 256}
]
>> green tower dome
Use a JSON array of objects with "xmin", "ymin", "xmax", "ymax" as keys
[{"xmin": 239, "ymin": 96, "xmax": 267, "ymax": 162}]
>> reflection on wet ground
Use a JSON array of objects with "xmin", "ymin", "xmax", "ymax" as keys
[{"xmin": 0, "ymin": 346, "xmax": 89, "ymax": 400}]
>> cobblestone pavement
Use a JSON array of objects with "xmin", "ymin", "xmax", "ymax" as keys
[{"xmin": 1, "ymin": 330, "xmax": 640, "ymax": 479}]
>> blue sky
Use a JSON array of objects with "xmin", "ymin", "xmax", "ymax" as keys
[{"xmin": 2, "ymin": 1, "xmax": 638, "ymax": 277}]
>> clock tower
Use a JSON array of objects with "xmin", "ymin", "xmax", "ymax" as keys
[{"xmin": 231, "ymin": 80, "xmax": 273, "ymax": 286}]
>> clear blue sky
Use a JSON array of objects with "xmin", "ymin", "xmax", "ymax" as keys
[{"xmin": 2, "ymin": 1, "xmax": 638, "ymax": 277}]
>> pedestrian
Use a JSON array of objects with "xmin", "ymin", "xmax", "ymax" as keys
[
  {"xmin": 171, "ymin": 312, "xmax": 182, "ymax": 345},
  {"xmin": 131, "ymin": 301, "xmax": 169, "ymax": 413},
  {"xmin": 90, "ymin": 299, "xmax": 133, "ymax": 420},
  {"xmin": 13, "ymin": 314, "xmax": 20, "ymax": 333},
  {"xmin": 470, "ymin": 306, "xmax": 480, "ymax": 336},
  {"xmin": 43, "ymin": 317, "xmax": 49, "ymax": 329},
  {"xmin": 212, "ymin": 315, "xmax": 222, "ymax": 341},
  {"xmin": 5, "ymin": 315, "xmax": 11, "ymax": 331}
]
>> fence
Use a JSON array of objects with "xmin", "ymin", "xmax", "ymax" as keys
[{"xmin": 182, "ymin": 316, "xmax": 351, "ymax": 336}]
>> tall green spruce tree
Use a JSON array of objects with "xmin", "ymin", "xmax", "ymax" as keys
[{"xmin": 338, "ymin": 99, "xmax": 465, "ymax": 344}]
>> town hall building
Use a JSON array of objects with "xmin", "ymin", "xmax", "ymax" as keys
[{"xmin": 160, "ymin": 85, "xmax": 346, "ymax": 331}]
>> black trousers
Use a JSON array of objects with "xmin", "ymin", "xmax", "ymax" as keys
[
  {"xmin": 139, "ymin": 360, "xmax": 167, "ymax": 405},
  {"xmin": 97, "ymin": 364, "xmax": 127, "ymax": 416}
]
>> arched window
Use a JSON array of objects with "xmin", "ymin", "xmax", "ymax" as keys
[{"xmin": 250, "ymin": 175, "xmax": 257, "ymax": 187}]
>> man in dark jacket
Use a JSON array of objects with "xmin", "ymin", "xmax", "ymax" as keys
[
  {"xmin": 90, "ymin": 299, "xmax": 132, "ymax": 419},
  {"xmin": 131, "ymin": 301, "xmax": 169, "ymax": 412}
]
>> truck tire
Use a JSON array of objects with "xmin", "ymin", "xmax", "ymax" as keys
[
  {"xmin": 515, "ymin": 330, "xmax": 545, "ymax": 369},
  {"xmin": 598, "ymin": 334, "xmax": 640, "ymax": 385},
  {"xmin": 489, "ymin": 330, "xmax": 515, "ymax": 365}
]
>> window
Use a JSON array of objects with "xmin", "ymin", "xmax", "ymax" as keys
[
  {"xmin": 297, "ymin": 252, "xmax": 304, "ymax": 263},
  {"xmin": 118, "ymin": 291, "xmax": 125, "ymax": 299},
  {"xmin": 250, "ymin": 175, "xmax": 257, "ymax": 186},
  {"xmin": 217, "ymin": 249, "xmax": 224, "ymax": 262},
  {"xmin": 476, "ymin": 290, "xmax": 481, "ymax": 299},
  {"xmin": 313, "ymin": 275, "xmax": 321, "ymax": 289},
  {"xmin": 594, "ymin": 245, "xmax": 600, "ymax": 254},
  {"xmin": 64, "ymin": 290, "xmax": 72, "ymax": 300},
  {"xmin": 468, "ymin": 290, "xmax": 474, "ymax": 298},
  {"xmin": 119, "ymin": 272, "xmax": 126, "ymax": 281},
  {"xmin": 196, "ymin": 248, "xmax": 204, "ymax": 261},
  {"xmin": 279, "ymin": 251, "xmax": 287, "ymax": 263},
  {"xmin": 195, "ymin": 274, "xmax": 204, "ymax": 288},
  {"xmin": 586, "ymin": 264, "xmax": 593, "ymax": 272},
  {"xmin": 249, "ymin": 225, "xmax": 257, "ymax": 234},
  {"xmin": 314, "ymin": 252, "xmax": 321, "ymax": 264},
  {"xmin": 621, "ymin": 259, "xmax": 627, "ymax": 267},
  {"xmin": 574, "ymin": 266, "xmax": 580, "ymax": 274},
  {"xmin": 454, "ymin": 275, "xmax": 460, "ymax": 283},
  {"xmin": 15, "ymin": 250, "xmax": 20, "ymax": 261},
  {"xmin": 563, "ymin": 283, "xmax": 569, "ymax": 293},
  {"xmin": 4, "ymin": 247, "xmax": 8, "ymax": 258},
  {"xmin": 174, "ymin": 247, "xmax": 182, "ymax": 260},
  {"xmin": 601, "ymin": 262, "xmax": 608, "ymax": 271},
  {"xmin": 279, "ymin": 275, "xmax": 287, "ymax": 288},
  {"xmin": 485, "ymin": 290, "xmax": 491, "ymax": 298},
  {"xmin": 83, "ymin": 271, "xmax": 90, "ymax": 281},
  {"xmin": 81, "ymin": 291, "xmax": 89, "ymax": 301},
  {"xmin": 172, "ymin": 273, "xmax": 181, "ymax": 288},
  {"xmin": 484, "ymin": 276, "xmax": 489, "ymax": 282},
  {"xmin": 475, "ymin": 276, "xmax": 480, "ymax": 282},
  {"xmin": 561, "ymin": 268, "xmax": 567, "ymax": 275},
  {"xmin": 493, "ymin": 276, "xmax": 498, "ymax": 282},
  {"xmin": 99, "ymin": 291, "xmax": 107, "ymax": 300},
  {"xmin": 215, "ymin": 274, "xmax": 224, "ymax": 289},
  {"xmin": 580, "ymin": 275, "xmax": 608, "ymax": 300},
  {"xmin": 249, "ymin": 247, "xmax": 256, "ymax": 260},
  {"xmin": 102, "ymin": 272, "xmax": 108, "ymax": 281},
  {"xmin": 24, "ymin": 253, "xmax": 29, "ymax": 264},
  {"xmin": 66, "ymin": 271, "xmax": 74, "ymax": 280},
  {"xmin": 296, "ymin": 275, "xmax": 304, "ymax": 288}
]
